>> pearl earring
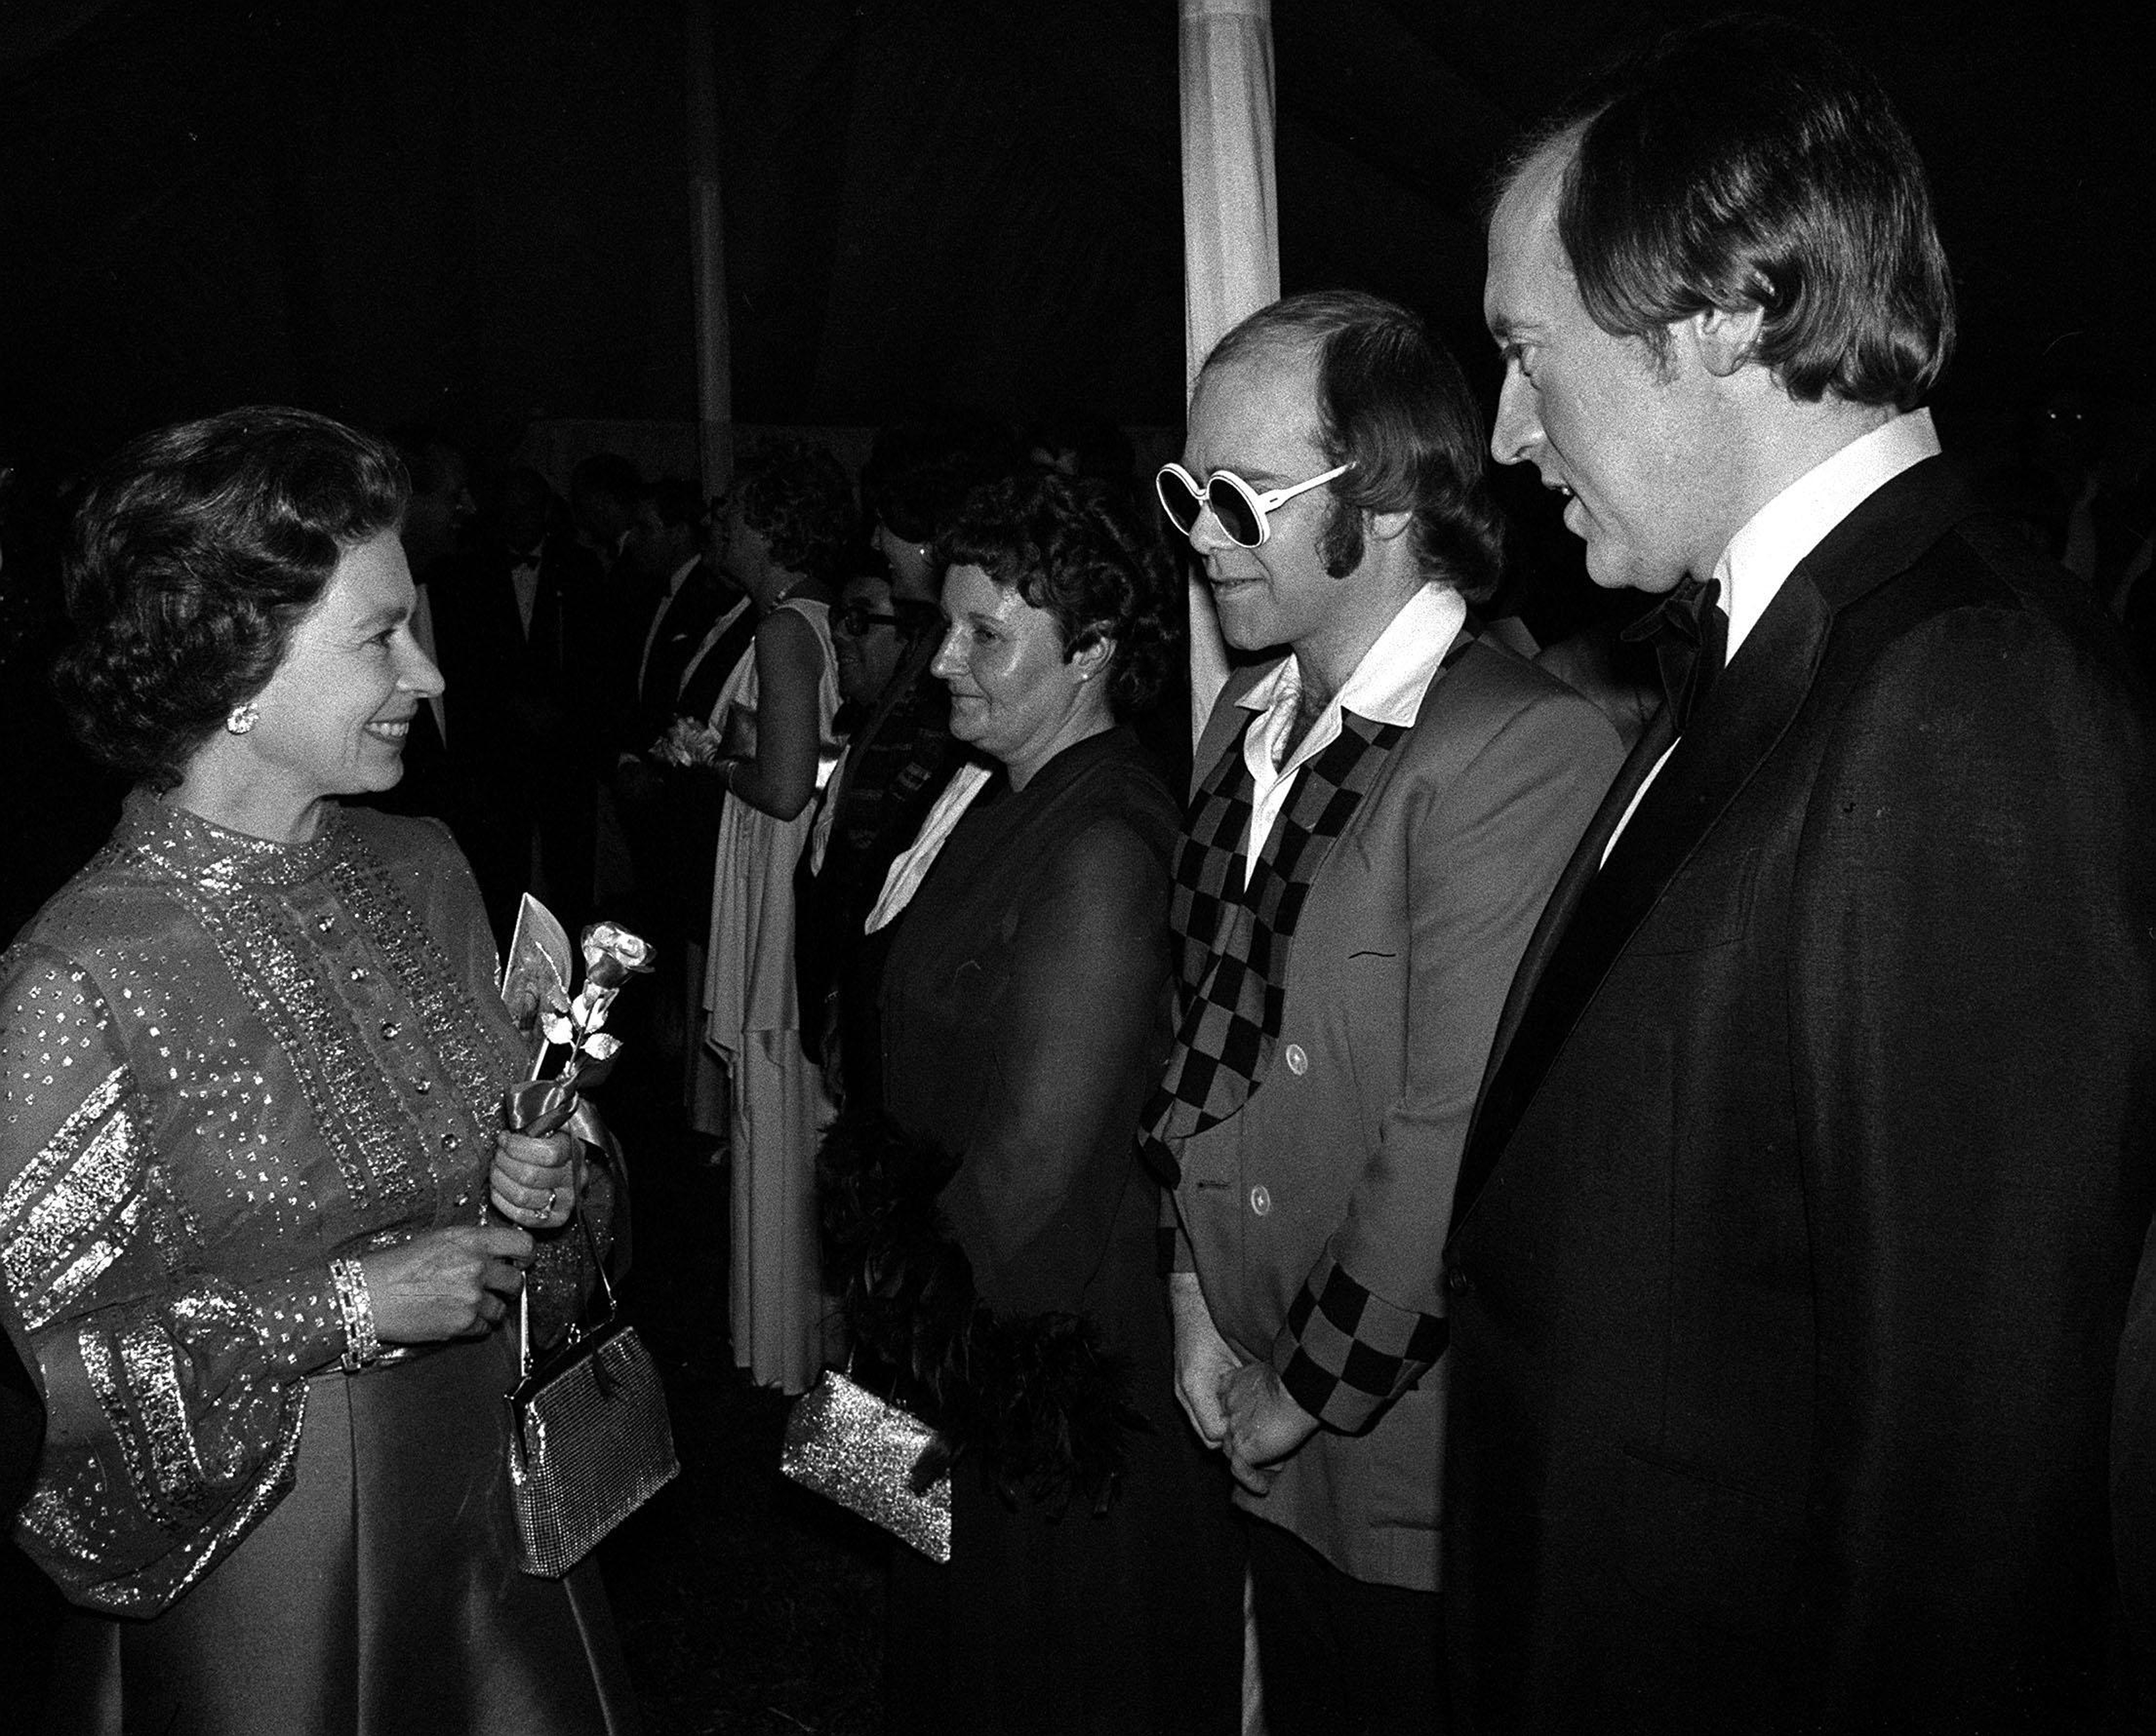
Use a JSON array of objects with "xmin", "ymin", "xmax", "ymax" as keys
[{"xmin": 227, "ymin": 702, "xmax": 260, "ymax": 735}]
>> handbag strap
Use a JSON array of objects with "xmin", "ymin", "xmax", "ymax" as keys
[{"xmin": 517, "ymin": 1187, "xmax": 618, "ymax": 1381}]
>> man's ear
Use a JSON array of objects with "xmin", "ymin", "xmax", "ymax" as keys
[
  {"xmin": 1684, "ymin": 302, "xmax": 1766, "ymax": 379},
  {"xmin": 1369, "ymin": 507, "xmax": 1415, "ymax": 545}
]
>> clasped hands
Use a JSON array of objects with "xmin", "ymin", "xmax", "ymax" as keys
[
  {"xmin": 1169, "ymin": 1272, "xmax": 1320, "ymax": 1495},
  {"xmin": 356, "ymin": 1129, "xmax": 582, "ymax": 1347}
]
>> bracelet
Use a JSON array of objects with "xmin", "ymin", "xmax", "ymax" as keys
[{"xmin": 330, "ymin": 1256, "xmax": 381, "ymax": 1373}]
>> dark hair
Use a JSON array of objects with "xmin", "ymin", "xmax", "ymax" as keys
[
  {"xmin": 383, "ymin": 423, "xmax": 463, "ymax": 498},
  {"xmin": 1514, "ymin": 16, "xmax": 1954, "ymax": 409},
  {"xmin": 1205, "ymin": 290, "xmax": 1506, "ymax": 603},
  {"xmin": 860, "ymin": 419, "xmax": 1020, "ymax": 545},
  {"xmin": 643, "ymin": 477, "xmax": 705, "ymax": 531},
  {"xmin": 55, "ymin": 405, "xmax": 409, "ymax": 790},
  {"xmin": 939, "ymin": 471, "xmax": 1179, "ymax": 719},
  {"xmin": 734, "ymin": 439, "xmax": 856, "ymax": 586},
  {"xmin": 570, "ymin": 451, "xmax": 642, "ymax": 504}
]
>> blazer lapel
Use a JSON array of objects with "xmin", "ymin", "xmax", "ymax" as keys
[
  {"xmin": 1450, "ymin": 456, "xmax": 1979, "ymax": 1236},
  {"xmin": 1449, "ymin": 567, "xmax": 1831, "ymax": 1236}
]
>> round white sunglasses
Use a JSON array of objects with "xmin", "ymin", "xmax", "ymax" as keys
[{"xmin": 1155, "ymin": 461, "xmax": 1352, "ymax": 548}]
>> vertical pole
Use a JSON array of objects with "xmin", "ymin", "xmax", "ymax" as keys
[
  {"xmin": 1179, "ymin": 0, "xmax": 1279, "ymax": 745},
  {"xmin": 686, "ymin": 0, "xmax": 733, "ymax": 497},
  {"xmin": 1181, "ymin": 54, "xmax": 1281, "ymax": 1735}
]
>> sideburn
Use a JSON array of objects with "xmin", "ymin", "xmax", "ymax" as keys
[{"xmin": 1319, "ymin": 491, "xmax": 1365, "ymax": 579}]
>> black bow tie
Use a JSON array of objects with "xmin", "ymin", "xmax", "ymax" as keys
[{"xmin": 1622, "ymin": 575, "xmax": 1728, "ymax": 736}]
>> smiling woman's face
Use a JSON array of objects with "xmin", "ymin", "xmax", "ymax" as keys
[
  {"xmin": 930, "ymin": 561, "xmax": 1104, "ymax": 787},
  {"xmin": 220, "ymin": 530, "xmax": 442, "ymax": 831}
]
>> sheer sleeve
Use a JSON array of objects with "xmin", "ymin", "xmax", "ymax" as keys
[
  {"xmin": 1, "ymin": 944, "xmax": 339, "ymax": 1613},
  {"xmin": 938, "ymin": 815, "xmax": 1171, "ymax": 1317}
]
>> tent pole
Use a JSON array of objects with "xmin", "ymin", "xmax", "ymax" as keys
[
  {"xmin": 1179, "ymin": 0, "xmax": 1280, "ymax": 746},
  {"xmin": 686, "ymin": 0, "xmax": 733, "ymax": 497}
]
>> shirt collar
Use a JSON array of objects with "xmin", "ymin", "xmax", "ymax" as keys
[
  {"xmin": 665, "ymin": 554, "xmax": 700, "ymax": 598},
  {"xmin": 1715, "ymin": 408, "xmax": 1941, "ymax": 661},
  {"xmin": 1239, "ymin": 581, "xmax": 1470, "ymax": 728}
]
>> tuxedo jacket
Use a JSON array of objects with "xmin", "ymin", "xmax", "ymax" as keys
[
  {"xmin": 1443, "ymin": 457, "xmax": 2156, "ymax": 1732},
  {"xmin": 430, "ymin": 535, "xmax": 604, "ymax": 790},
  {"xmin": 429, "ymin": 535, "xmax": 606, "ymax": 933},
  {"xmin": 1167, "ymin": 633, "xmax": 1622, "ymax": 1592},
  {"xmin": 626, "ymin": 559, "xmax": 750, "ymax": 754}
]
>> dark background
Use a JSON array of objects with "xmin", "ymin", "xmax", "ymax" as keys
[
  {"xmin": 2, "ymin": 0, "xmax": 2149, "ymax": 473},
  {"xmin": 1, "ymin": 5, "xmax": 2150, "ymax": 1726}
]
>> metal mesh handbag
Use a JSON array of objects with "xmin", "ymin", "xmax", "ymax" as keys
[
  {"xmin": 506, "ymin": 1211, "xmax": 679, "ymax": 1577},
  {"xmin": 781, "ymin": 1368, "xmax": 952, "ymax": 1563}
]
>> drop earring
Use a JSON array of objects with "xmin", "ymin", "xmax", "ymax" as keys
[{"xmin": 226, "ymin": 702, "xmax": 259, "ymax": 735}]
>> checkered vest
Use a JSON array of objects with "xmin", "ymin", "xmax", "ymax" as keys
[{"xmin": 1139, "ymin": 707, "xmax": 1409, "ymax": 1178}]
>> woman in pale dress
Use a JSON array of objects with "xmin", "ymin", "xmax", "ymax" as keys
[{"xmin": 699, "ymin": 441, "xmax": 853, "ymax": 1392}]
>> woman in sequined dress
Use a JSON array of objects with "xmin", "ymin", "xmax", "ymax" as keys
[{"xmin": 0, "ymin": 408, "xmax": 637, "ymax": 1733}]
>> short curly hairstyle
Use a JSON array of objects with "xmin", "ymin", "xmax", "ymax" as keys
[
  {"xmin": 54, "ymin": 405, "xmax": 408, "ymax": 791},
  {"xmin": 733, "ymin": 439, "xmax": 856, "ymax": 587},
  {"xmin": 938, "ymin": 471, "xmax": 1179, "ymax": 720}
]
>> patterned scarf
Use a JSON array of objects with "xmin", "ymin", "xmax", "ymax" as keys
[{"xmin": 1139, "ymin": 708, "xmax": 1408, "ymax": 1178}]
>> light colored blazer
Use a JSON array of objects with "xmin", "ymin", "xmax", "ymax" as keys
[{"xmin": 1168, "ymin": 630, "xmax": 1622, "ymax": 1591}]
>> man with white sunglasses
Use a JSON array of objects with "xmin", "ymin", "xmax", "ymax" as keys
[{"xmin": 1140, "ymin": 289, "xmax": 1622, "ymax": 1732}]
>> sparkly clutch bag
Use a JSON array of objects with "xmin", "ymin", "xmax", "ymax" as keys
[
  {"xmin": 781, "ymin": 1369, "xmax": 952, "ymax": 1563},
  {"xmin": 506, "ymin": 1215, "xmax": 680, "ymax": 1578}
]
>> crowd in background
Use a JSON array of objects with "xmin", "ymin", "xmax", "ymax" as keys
[{"xmin": 4, "ymin": 15, "xmax": 2156, "ymax": 1728}]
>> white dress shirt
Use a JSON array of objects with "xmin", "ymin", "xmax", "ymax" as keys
[
  {"xmin": 636, "ymin": 553, "xmax": 706, "ymax": 694},
  {"xmin": 1236, "ymin": 582, "xmax": 1469, "ymax": 888},
  {"xmin": 1603, "ymin": 409, "xmax": 1942, "ymax": 864},
  {"xmin": 511, "ymin": 543, "xmax": 544, "ymax": 636}
]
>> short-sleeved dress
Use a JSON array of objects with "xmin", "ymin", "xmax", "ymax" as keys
[
  {"xmin": 0, "ymin": 793, "xmax": 635, "ymax": 1734},
  {"xmin": 874, "ymin": 727, "xmax": 1244, "ymax": 1736}
]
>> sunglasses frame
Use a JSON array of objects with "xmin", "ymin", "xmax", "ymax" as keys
[
  {"xmin": 1155, "ymin": 460, "xmax": 1353, "ymax": 548},
  {"xmin": 834, "ymin": 605, "xmax": 903, "ymax": 636}
]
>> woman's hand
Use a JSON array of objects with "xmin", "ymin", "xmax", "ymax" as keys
[
  {"xmin": 364, "ymin": 1224, "xmax": 534, "ymax": 1343},
  {"xmin": 489, "ymin": 1128, "xmax": 584, "ymax": 1232}
]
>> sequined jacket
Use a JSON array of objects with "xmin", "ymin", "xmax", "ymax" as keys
[{"xmin": 0, "ymin": 793, "xmax": 599, "ymax": 1613}]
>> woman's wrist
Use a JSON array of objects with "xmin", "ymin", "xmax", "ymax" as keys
[{"xmin": 330, "ymin": 1256, "xmax": 382, "ymax": 1372}]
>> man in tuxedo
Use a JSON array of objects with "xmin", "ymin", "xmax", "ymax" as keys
[
  {"xmin": 1443, "ymin": 19, "xmax": 2156, "ymax": 1731},
  {"xmin": 608, "ymin": 480, "xmax": 756, "ymax": 1069},
  {"xmin": 430, "ymin": 466, "xmax": 605, "ymax": 941},
  {"xmin": 1147, "ymin": 290, "xmax": 1622, "ymax": 1732}
]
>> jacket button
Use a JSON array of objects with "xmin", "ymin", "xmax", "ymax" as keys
[
  {"xmin": 1445, "ymin": 1268, "xmax": 1470, "ymax": 1295},
  {"xmin": 1249, "ymin": 1185, "xmax": 1272, "ymax": 1217},
  {"xmin": 1284, "ymin": 1043, "xmax": 1308, "ymax": 1075}
]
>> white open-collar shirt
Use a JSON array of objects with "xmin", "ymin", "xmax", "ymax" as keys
[
  {"xmin": 1602, "ymin": 408, "xmax": 1942, "ymax": 864},
  {"xmin": 1237, "ymin": 581, "xmax": 1468, "ymax": 889}
]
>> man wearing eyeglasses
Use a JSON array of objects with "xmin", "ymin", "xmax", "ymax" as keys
[{"xmin": 1141, "ymin": 289, "xmax": 1623, "ymax": 1732}]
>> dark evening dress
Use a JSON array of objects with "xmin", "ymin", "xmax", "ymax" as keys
[
  {"xmin": 876, "ymin": 727, "xmax": 1243, "ymax": 1736},
  {"xmin": 0, "ymin": 793, "xmax": 635, "ymax": 1735}
]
